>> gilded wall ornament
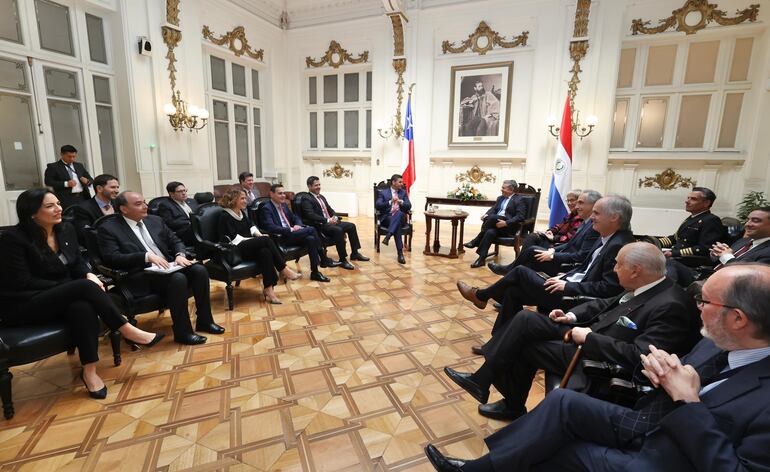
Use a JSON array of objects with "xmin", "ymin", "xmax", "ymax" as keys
[
  {"xmin": 202, "ymin": 26, "xmax": 264, "ymax": 60},
  {"xmin": 306, "ymin": 41, "xmax": 369, "ymax": 69},
  {"xmin": 387, "ymin": 11, "xmax": 408, "ymax": 138},
  {"xmin": 162, "ymin": 1, "xmax": 183, "ymax": 97},
  {"xmin": 388, "ymin": 12, "xmax": 406, "ymax": 56},
  {"xmin": 166, "ymin": 0, "xmax": 180, "ymax": 26},
  {"xmin": 442, "ymin": 21, "xmax": 528, "ymax": 55},
  {"xmin": 456, "ymin": 165, "xmax": 496, "ymax": 184},
  {"xmin": 638, "ymin": 168, "xmax": 696, "ymax": 190},
  {"xmin": 323, "ymin": 163, "xmax": 353, "ymax": 179},
  {"xmin": 631, "ymin": 0, "xmax": 759, "ymax": 36},
  {"xmin": 568, "ymin": 0, "xmax": 591, "ymax": 105}
]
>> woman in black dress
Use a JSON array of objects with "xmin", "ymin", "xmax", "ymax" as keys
[
  {"xmin": 0, "ymin": 189, "xmax": 163, "ymax": 399},
  {"xmin": 218, "ymin": 189, "xmax": 300, "ymax": 304}
]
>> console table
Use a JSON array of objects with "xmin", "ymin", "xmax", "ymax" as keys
[{"xmin": 424, "ymin": 196, "xmax": 495, "ymax": 211}]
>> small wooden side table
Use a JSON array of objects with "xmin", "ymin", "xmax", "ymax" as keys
[{"xmin": 423, "ymin": 209, "xmax": 469, "ymax": 258}]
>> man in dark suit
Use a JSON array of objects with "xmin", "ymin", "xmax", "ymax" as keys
[
  {"xmin": 238, "ymin": 171, "xmax": 260, "ymax": 205},
  {"xmin": 425, "ymin": 263, "xmax": 770, "ymax": 472},
  {"xmin": 445, "ymin": 242, "xmax": 699, "ymax": 421},
  {"xmin": 72, "ymin": 174, "xmax": 119, "ymax": 235},
  {"xmin": 375, "ymin": 174, "xmax": 412, "ymax": 264},
  {"xmin": 463, "ymin": 180, "xmax": 527, "ymax": 268},
  {"xmin": 659, "ymin": 187, "xmax": 722, "ymax": 260},
  {"xmin": 97, "ymin": 191, "xmax": 224, "ymax": 345},
  {"xmin": 258, "ymin": 184, "xmax": 330, "ymax": 282},
  {"xmin": 458, "ymin": 195, "xmax": 635, "ymax": 338},
  {"xmin": 44, "ymin": 144, "xmax": 94, "ymax": 209},
  {"xmin": 488, "ymin": 189, "xmax": 602, "ymax": 276},
  {"xmin": 300, "ymin": 176, "xmax": 369, "ymax": 270},
  {"xmin": 669, "ymin": 206, "xmax": 770, "ymax": 286},
  {"xmin": 156, "ymin": 181, "xmax": 199, "ymax": 246}
]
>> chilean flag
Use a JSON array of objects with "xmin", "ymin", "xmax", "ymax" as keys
[
  {"xmin": 401, "ymin": 95, "xmax": 415, "ymax": 195},
  {"xmin": 547, "ymin": 95, "xmax": 573, "ymax": 227}
]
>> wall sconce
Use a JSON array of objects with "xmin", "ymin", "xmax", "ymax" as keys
[
  {"xmin": 163, "ymin": 90, "xmax": 209, "ymax": 132},
  {"xmin": 377, "ymin": 117, "xmax": 403, "ymax": 140},
  {"xmin": 546, "ymin": 109, "xmax": 597, "ymax": 140}
]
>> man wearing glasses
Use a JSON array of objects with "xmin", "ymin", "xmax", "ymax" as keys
[
  {"xmin": 156, "ymin": 181, "xmax": 199, "ymax": 245},
  {"xmin": 425, "ymin": 263, "xmax": 770, "ymax": 472}
]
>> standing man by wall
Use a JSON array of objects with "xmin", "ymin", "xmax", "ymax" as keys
[{"xmin": 44, "ymin": 145, "xmax": 93, "ymax": 210}]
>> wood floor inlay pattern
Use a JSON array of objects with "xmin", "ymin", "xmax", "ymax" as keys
[{"xmin": 0, "ymin": 217, "xmax": 545, "ymax": 470}]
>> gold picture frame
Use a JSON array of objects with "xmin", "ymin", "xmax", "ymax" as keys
[{"xmin": 448, "ymin": 61, "xmax": 513, "ymax": 147}]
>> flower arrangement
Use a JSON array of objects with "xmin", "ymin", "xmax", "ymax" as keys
[{"xmin": 447, "ymin": 183, "xmax": 487, "ymax": 201}]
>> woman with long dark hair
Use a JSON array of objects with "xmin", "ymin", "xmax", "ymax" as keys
[
  {"xmin": 0, "ymin": 188, "xmax": 163, "ymax": 399},
  {"xmin": 218, "ymin": 188, "xmax": 300, "ymax": 304}
]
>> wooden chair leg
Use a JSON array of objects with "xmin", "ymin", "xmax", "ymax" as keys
[
  {"xmin": 0, "ymin": 367, "xmax": 14, "ymax": 420},
  {"xmin": 109, "ymin": 330, "xmax": 122, "ymax": 366}
]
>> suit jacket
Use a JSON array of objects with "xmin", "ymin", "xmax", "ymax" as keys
[
  {"xmin": 299, "ymin": 193, "xmax": 337, "ymax": 227},
  {"xmin": 375, "ymin": 188, "xmax": 412, "ymax": 223},
  {"xmin": 659, "ymin": 211, "xmax": 722, "ymax": 257},
  {"xmin": 156, "ymin": 197, "xmax": 199, "ymax": 234},
  {"xmin": 242, "ymin": 186, "xmax": 260, "ymax": 205},
  {"xmin": 570, "ymin": 278, "xmax": 699, "ymax": 368},
  {"xmin": 563, "ymin": 230, "xmax": 634, "ymax": 298},
  {"xmin": 552, "ymin": 219, "xmax": 600, "ymax": 265},
  {"xmin": 96, "ymin": 215, "xmax": 186, "ymax": 271},
  {"xmin": 484, "ymin": 194, "xmax": 527, "ymax": 227},
  {"xmin": 719, "ymin": 237, "xmax": 770, "ymax": 266},
  {"xmin": 0, "ymin": 223, "xmax": 88, "ymax": 306},
  {"xmin": 623, "ymin": 337, "xmax": 770, "ymax": 471},
  {"xmin": 44, "ymin": 160, "xmax": 93, "ymax": 201},
  {"xmin": 258, "ymin": 201, "xmax": 303, "ymax": 236}
]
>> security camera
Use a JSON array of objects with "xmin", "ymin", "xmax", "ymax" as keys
[{"xmin": 138, "ymin": 37, "xmax": 152, "ymax": 56}]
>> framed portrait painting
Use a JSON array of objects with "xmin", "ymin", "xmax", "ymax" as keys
[{"xmin": 448, "ymin": 61, "xmax": 513, "ymax": 146}]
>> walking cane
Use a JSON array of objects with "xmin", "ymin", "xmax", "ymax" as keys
[{"xmin": 559, "ymin": 329, "xmax": 583, "ymax": 389}]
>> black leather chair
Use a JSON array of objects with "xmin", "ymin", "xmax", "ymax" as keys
[
  {"xmin": 191, "ymin": 205, "xmax": 262, "ymax": 310},
  {"xmin": 83, "ymin": 215, "xmax": 175, "ymax": 356},
  {"xmin": 373, "ymin": 181, "xmax": 413, "ymax": 253},
  {"xmin": 250, "ymin": 199, "xmax": 311, "ymax": 268},
  {"xmin": 147, "ymin": 196, "xmax": 166, "ymax": 216},
  {"xmin": 194, "ymin": 192, "xmax": 215, "ymax": 205},
  {"xmin": 489, "ymin": 183, "xmax": 541, "ymax": 260}
]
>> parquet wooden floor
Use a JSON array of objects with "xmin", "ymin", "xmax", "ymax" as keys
[{"xmin": 0, "ymin": 217, "xmax": 545, "ymax": 471}]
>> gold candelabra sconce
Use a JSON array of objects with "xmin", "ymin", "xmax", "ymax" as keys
[
  {"xmin": 163, "ymin": 90, "xmax": 208, "ymax": 132},
  {"xmin": 546, "ymin": 108, "xmax": 597, "ymax": 140}
]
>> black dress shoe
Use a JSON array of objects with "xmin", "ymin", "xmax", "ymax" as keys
[
  {"xmin": 174, "ymin": 333, "xmax": 207, "ymax": 345},
  {"xmin": 350, "ymin": 252, "xmax": 370, "ymax": 261},
  {"xmin": 320, "ymin": 259, "xmax": 342, "ymax": 268},
  {"xmin": 126, "ymin": 333, "xmax": 165, "ymax": 350},
  {"xmin": 493, "ymin": 302, "xmax": 503, "ymax": 311},
  {"xmin": 478, "ymin": 399, "xmax": 526, "ymax": 421},
  {"xmin": 80, "ymin": 371, "xmax": 107, "ymax": 399},
  {"xmin": 424, "ymin": 444, "xmax": 466, "ymax": 472},
  {"xmin": 471, "ymin": 345, "xmax": 484, "ymax": 356},
  {"xmin": 470, "ymin": 257, "xmax": 485, "ymax": 268},
  {"xmin": 397, "ymin": 253, "xmax": 406, "ymax": 264},
  {"xmin": 443, "ymin": 367, "xmax": 489, "ymax": 404},
  {"xmin": 339, "ymin": 260, "xmax": 355, "ymax": 270},
  {"xmin": 196, "ymin": 322, "xmax": 225, "ymax": 334},
  {"xmin": 310, "ymin": 271, "xmax": 331, "ymax": 282},
  {"xmin": 382, "ymin": 234, "xmax": 391, "ymax": 246},
  {"xmin": 463, "ymin": 241, "xmax": 477, "ymax": 249},
  {"xmin": 487, "ymin": 262, "xmax": 509, "ymax": 276}
]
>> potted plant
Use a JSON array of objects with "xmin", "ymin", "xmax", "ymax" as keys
[{"xmin": 736, "ymin": 191, "xmax": 769, "ymax": 222}]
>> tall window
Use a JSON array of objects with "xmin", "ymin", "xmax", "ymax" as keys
[
  {"xmin": 306, "ymin": 68, "xmax": 372, "ymax": 151},
  {"xmin": 206, "ymin": 54, "xmax": 264, "ymax": 182},
  {"xmin": 611, "ymin": 35, "xmax": 755, "ymax": 152},
  {"xmin": 0, "ymin": 0, "xmax": 119, "ymax": 193}
]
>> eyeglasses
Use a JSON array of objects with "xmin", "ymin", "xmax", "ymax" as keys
[{"xmin": 694, "ymin": 295, "xmax": 737, "ymax": 310}]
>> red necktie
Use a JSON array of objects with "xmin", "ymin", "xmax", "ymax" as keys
[
  {"xmin": 316, "ymin": 195, "xmax": 330, "ymax": 219},
  {"xmin": 277, "ymin": 205, "xmax": 291, "ymax": 227},
  {"xmin": 391, "ymin": 191, "xmax": 399, "ymax": 215},
  {"xmin": 715, "ymin": 240, "xmax": 753, "ymax": 270}
]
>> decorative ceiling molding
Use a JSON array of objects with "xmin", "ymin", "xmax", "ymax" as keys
[
  {"xmin": 202, "ymin": 25, "xmax": 264, "ymax": 61},
  {"xmin": 568, "ymin": 0, "xmax": 591, "ymax": 106},
  {"xmin": 441, "ymin": 21, "xmax": 528, "ymax": 55},
  {"xmin": 631, "ymin": 0, "xmax": 760, "ymax": 36},
  {"xmin": 638, "ymin": 168, "xmax": 696, "ymax": 190},
  {"xmin": 305, "ymin": 41, "xmax": 369, "ymax": 69}
]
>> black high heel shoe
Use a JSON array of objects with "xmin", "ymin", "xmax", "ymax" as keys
[
  {"xmin": 126, "ymin": 333, "xmax": 165, "ymax": 351},
  {"xmin": 80, "ymin": 371, "xmax": 107, "ymax": 399}
]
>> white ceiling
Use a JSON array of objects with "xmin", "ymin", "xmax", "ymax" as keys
[{"xmin": 225, "ymin": 0, "xmax": 472, "ymax": 29}]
